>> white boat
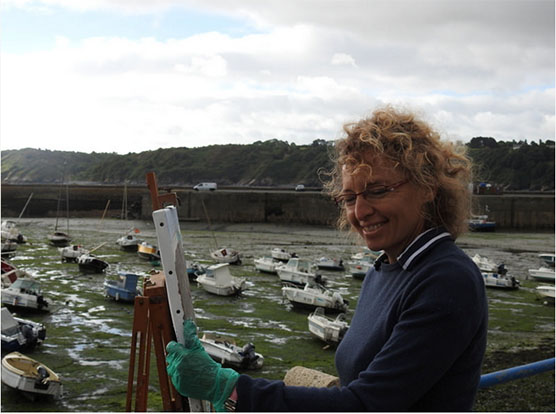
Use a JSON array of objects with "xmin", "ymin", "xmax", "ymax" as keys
[
  {"xmin": 282, "ymin": 283, "xmax": 348, "ymax": 313},
  {"xmin": 538, "ymin": 253, "xmax": 555, "ymax": 268},
  {"xmin": 196, "ymin": 263, "xmax": 246, "ymax": 296},
  {"xmin": 271, "ymin": 248, "xmax": 294, "ymax": 262},
  {"xmin": 1, "ymin": 278, "xmax": 50, "ymax": 312},
  {"xmin": 535, "ymin": 285, "xmax": 555, "ymax": 304},
  {"xmin": 347, "ymin": 258, "xmax": 374, "ymax": 280},
  {"xmin": 210, "ymin": 247, "xmax": 241, "ymax": 265},
  {"xmin": 471, "ymin": 254, "xmax": 504, "ymax": 273},
  {"xmin": 276, "ymin": 258, "xmax": 324, "ymax": 286},
  {"xmin": 316, "ymin": 257, "xmax": 344, "ymax": 271},
  {"xmin": 200, "ymin": 334, "xmax": 264, "ymax": 370},
  {"xmin": 527, "ymin": 267, "xmax": 556, "ymax": 282},
  {"xmin": 482, "ymin": 272, "xmax": 520, "ymax": 289},
  {"xmin": 59, "ymin": 245, "xmax": 89, "ymax": 263},
  {"xmin": 1, "ymin": 308, "xmax": 46, "ymax": 353},
  {"xmin": 1, "ymin": 220, "xmax": 27, "ymax": 244},
  {"xmin": 254, "ymin": 256, "xmax": 281, "ymax": 274},
  {"xmin": 307, "ymin": 307, "xmax": 349, "ymax": 344},
  {"xmin": 1, "ymin": 352, "xmax": 63, "ymax": 399},
  {"xmin": 116, "ymin": 230, "xmax": 142, "ymax": 252}
]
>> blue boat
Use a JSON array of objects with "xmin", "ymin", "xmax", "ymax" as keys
[
  {"xmin": 103, "ymin": 272, "xmax": 141, "ymax": 303},
  {"xmin": 468, "ymin": 215, "xmax": 496, "ymax": 232}
]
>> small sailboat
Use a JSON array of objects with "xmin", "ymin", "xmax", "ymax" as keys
[
  {"xmin": 1, "ymin": 352, "xmax": 63, "ymax": 399},
  {"xmin": 116, "ymin": 229, "xmax": 142, "ymax": 252},
  {"xmin": 48, "ymin": 178, "xmax": 71, "ymax": 247},
  {"xmin": 271, "ymin": 248, "xmax": 295, "ymax": 262},
  {"xmin": 315, "ymin": 257, "xmax": 344, "ymax": 271}
]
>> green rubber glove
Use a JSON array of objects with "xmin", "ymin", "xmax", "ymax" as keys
[{"xmin": 166, "ymin": 320, "xmax": 239, "ymax": 412}]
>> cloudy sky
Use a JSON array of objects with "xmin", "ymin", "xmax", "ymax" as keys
[{"xmin": 1, "ymin": 0, "xmax": 554, "ymax": 154}]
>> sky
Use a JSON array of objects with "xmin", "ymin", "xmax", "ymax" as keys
[{"xmin": 0, "ymin": 0, "xmax": 554, "ymax": 154}]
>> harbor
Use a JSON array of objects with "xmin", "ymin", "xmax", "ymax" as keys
[{"xmin": 1, "ymin": 218, "xmax": 554, "ymax": 411}]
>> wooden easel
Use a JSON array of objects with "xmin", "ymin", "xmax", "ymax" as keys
[{"xmin": 126, "ymin": 172, "xmax": 204, "ymax": 412}]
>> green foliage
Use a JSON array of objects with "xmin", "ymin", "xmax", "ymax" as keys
[{"xmin": 1, "ymin": 138, "xmax": 554, "ymax": 190}]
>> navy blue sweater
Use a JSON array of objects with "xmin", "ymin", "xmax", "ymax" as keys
[{"xmin": 236, "ymin": 228, "xmax": 488, "ymax": 411}]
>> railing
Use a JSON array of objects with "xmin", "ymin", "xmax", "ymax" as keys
[{"xmin": 479, "ymin": 358, "xmax": 555, "ymax": 389}]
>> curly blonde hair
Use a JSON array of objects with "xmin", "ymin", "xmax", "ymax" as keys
[{"xmin": 324, "ymin": 105, "xmax": 472, "ymax": 239}]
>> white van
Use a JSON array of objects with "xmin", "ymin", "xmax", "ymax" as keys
[{"xmin": 193, "ymin": 182, "xmax": 217, "ymax": 191}]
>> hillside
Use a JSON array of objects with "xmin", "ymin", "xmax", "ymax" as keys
[{"xmin": 1, "ymin": 138, "xmax": 554, "ymax": 190}]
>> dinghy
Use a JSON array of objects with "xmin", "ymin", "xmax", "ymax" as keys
[{"xmin": 1, "ymin": 352, "xmax": 62, "ymax": 399}]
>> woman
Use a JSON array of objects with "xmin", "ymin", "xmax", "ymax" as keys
[{"xmin": 166, "ymin": 105, "xmax": 488, "ymax": 411}]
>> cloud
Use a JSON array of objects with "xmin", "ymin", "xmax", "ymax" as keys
[{"xmin": 1, "ymin": 0, "xmax": 554, "ymax": 153}]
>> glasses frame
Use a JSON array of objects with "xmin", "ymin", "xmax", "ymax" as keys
[{"xmin": 335, "ymin": 179, "xmax": 409, "ymax": 208}]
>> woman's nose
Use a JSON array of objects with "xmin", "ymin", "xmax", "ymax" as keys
[{"xmin": 354, "ymin": 195, "xmax": 374, "ymax": 221}]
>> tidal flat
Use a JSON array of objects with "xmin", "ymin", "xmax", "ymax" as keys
[{"xmin": 1, "ymin": 218, "xmax": 554, "ymax": 412}]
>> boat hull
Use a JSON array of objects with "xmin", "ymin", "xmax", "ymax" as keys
[{"xmin": 1, "ymin": 352, "xmax": 62, "ymax": 399}]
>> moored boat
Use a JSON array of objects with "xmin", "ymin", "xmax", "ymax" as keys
[
  {"xmin": 316, "ymin": 257, "xmax": 344, "ymax": 271},
  {"xmin": 1, "ymin": 220, "xmax": 27, "ymax": 244},
  {"xmin": 200, "ymin": 333, "xmax": 264, "ymax": 370},
  {"xmin": 1, "ymin": 352, "xmax": 62, "ymax": 399},
  {"xmin": 538, "ymin": 253, "xmax": 555, "ymax": 268},
  {"xmin": 47, "ymin": 231, "xmax": 72, "ymax": 248},
  {"xmin": 254, "ymin": 256, "xmax": 281, "ymax": 274},
  {"xmin": 116, "ymin": 231, "xmax": 142, "ymax": 252},
  {"xmin": 1, "ymin": 278, "xmax": 50, "ymax": 312},
  {"xmin": 482, "ymin": 272, "xmax": 520, "ymax": 289},
  {"xmin": 347, "ymin": 256, "xmax": 375, "ymax": 280},
  {"xmin": 276, "ymin": 258, "xmax": 324, "ymax": 286},
  {"xmin": 103, "ymin": 272, "xmax": 141, "ymax": 302},
  {"xmin": 282, "ymin": 283, "xmax": 348, "ymax": 313},
  {"xmin": 527, "ymin": 267, "xmax": 556, "ymax": 283},
  {"xmin": 210, "ymin": 247, "xmax": 241, "ymax": 265},
  {"xmin": 535, "ymin": 285, "xmax": 555, "ymax": 304},
  {"xmin": 468, "ymin": 215, "xmax": 496, "ymax": 232},
  {"xmin": 59, "ymin": 245, "xmax": 89, "ymax": 263},
  {"xmin": 271, "ymin": 248, "xmax": 295, "ymax": 262},
  {"xmin": 196, "ymin": 263, "xmax": 246, "ymax": 296},
  {"xmin": 77, "ymin": 254, "xmax": 109, "ymax": 273},
  {"xmin": 137, "ymin": 241, "xmax": 160, "ymax": 261},
  {"xmin": 307, "ymin": 307, "xmax": 349, "ymax": 344},
  {"xmin": 1, "ymin": 239, "xmax": 18, "ymax": 258},
  {"xmin": 1, "ymin": 308, "xmax": 46, "ymax": 352}
]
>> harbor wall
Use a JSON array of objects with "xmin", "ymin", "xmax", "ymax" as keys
[{"xmin": 1, "ymin": 184, "xmax": 554, "ymax": 231}]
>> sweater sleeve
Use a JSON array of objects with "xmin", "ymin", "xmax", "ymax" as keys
[{"xmin": 236, "ymin": 258, "xmax": 487, "ymax": 412}]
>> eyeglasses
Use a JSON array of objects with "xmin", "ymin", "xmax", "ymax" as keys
[{"xmin": 335, "ymin": 180, "xmax": 409, "ymax": 208}]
